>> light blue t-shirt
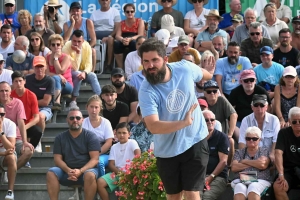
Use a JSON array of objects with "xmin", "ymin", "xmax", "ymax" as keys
[
  {"xmin": 139, "ymin": 60, "xmax": 208, "ymax": 158},
  {"xmin": 196, "ymin": 28, "xmax": 228, "ymax": 47},
  {"xmin": 129, "ymin": 71, "xmax": 145, "ymax": 92},
  {"xmin": 214, "ymin": 56, "xmax": 252, "ymax": 95},
  {"xmin": 254, "ymin": 62, "xmax": 284, "ymax": 86}
]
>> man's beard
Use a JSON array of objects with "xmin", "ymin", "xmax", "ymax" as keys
[
  {"xmin": 112, "ymin": 81, "xmax": 125, "ymax": 88},
  {"xmin": 35, "ymin": 26, "xmax": 44, "ymax": 31},
  {"xmin": 281, "ymin": 42, "xmax": 288, "ymax": 47},
  {"xmin": 228, "ymin": 56, "xmax": 238, "ymax": 65},
  {"xmin": 69, "ymin": 123, "xmax": 82, "ymax": 131},
  {"xmin": 144, "ymin": 64, "xmax": 166, "ymax": 85}
]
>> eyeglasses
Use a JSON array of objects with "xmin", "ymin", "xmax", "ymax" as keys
[
  {"xmin": 205, "ymin": 118, "xmax": 215, "ymax": 122},
  {"xmin": 279, "ymin": 36, "xmax": 290, "ymax": 40},
  {"xmin": 192, "ymin": 0, "xmax": 203, "ymax": 3},
  {"xmin": 69, "ymin": 116, "xmax": 82, "ymax": 121},
  {"xmin": 125, "ymin": 10, "xmax": 134, "ymax": 14},
  {"xmin": 5, "ymin": 3, "xmax": 14, "ymax": 7},
  {"xmin": 0, "ymin": 113, "xmax": 5, "ymax": 117},
  {"xmin": 51, "ymin": 43, "xmax": 61, "ymax": 47},
  {"xmin": 205, "ymin": 90, "xmax": 218, "ymax": 94},
  {"xmin": 291, "ymin": 120, "xmax": 300, "ymax": 125},
  {"xmin": 253, "ymin": 103, "xmax": 265, "ymax": 108},
  {"xmin": 284, "ymin": 75, "xmax": 295, "ymax": 79},
  {"xmin": 243, "ymin": 78, "xmax": 255, "ymax": 83},
  {"xmin": 245, "ymin": 137, "xmax": 259, "ymax": 141},
  {"xmin": 31, "ymin": 38, "xmax": 40, "ymax": 42},
  {"xmin": 161, "ymin": 0, "xmax": 172, "ymax": 2},
  {"xmin": 250, "ymin": 32, "xmax": 260, "ymax": 36}
]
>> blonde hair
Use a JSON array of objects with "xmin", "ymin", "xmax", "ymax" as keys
[
  {"xmin": 18, "ymin": 10, "xmax": 32, "ymax": 25},
  {"xmin": 48, "ymin": 34, "xmax": 64, "ymax": 47},
  {"xmin": 86, "ymin": 95, "xmax": 103, "ymax": 109}
]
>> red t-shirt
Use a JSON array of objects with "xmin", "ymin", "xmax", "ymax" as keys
[{"xmin": 11, "ymin": 89, "xmax": 39, "ymax": 125}]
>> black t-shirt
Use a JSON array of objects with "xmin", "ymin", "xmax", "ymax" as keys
[
  {"xmin": 117, "ymin": 84, "xmax": 138, "ymax": 112},
  {"xmin": 275, "ymin": 127, "xmax": 300, "ymax": 171},
  {"xmin": 273, "ymin": 47, "xmax": 299, "ymax": 67},
  {"xmin": 229, "ymin": 85, "xmax": 271, "ymax": 122},
  {"xmin": 103, "ymin": 101, "xmax": 129, "ymax": 130},
  {"xmin": 220, "ymin": 50, "xmax": 227, "ymax": 58},
  {"xmin": 207, "ymin": 129, "xmax": 230, "ymax": 179},
  {"xmin": 25, "ymin": 74, "xmax": 55, "ymax": 107}
]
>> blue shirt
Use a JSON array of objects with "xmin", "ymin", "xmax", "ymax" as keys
[
  {"xmin": 139, "ymin": 60, "xmax": 208, "ymax": 158},
  {"xmin": 254, "ymin": 62, "xmax": 284, "ymax": 86},
  {"xmin": 129, "ymin": 71, "xmax": 145, "ymax": 92},
  {"xmin": 214, "ymin": 56, "xmax": 252, "ymax": 95},
  {"xmin": 218, "ymin": 13, "xmax": 244, "ymax": 34},
  {"xmin": 6, "ymin": 52, "xmax": 34, "ymax": 71},
  {"xmin": 0, "ymin": 12, "xmax": 20, "ymax": 33},
  {"xmin": 66, "ymin": 17, "xmax": 89, "ymax": 41},
  {"xmin": 196, "ymin": 28, "xmax": 228, "ymax": 46}
]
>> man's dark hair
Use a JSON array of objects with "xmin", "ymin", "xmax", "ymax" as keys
[
  {"xmin": 136, "ymin": 36, "xmax": 146, "ymax": 42},
  {"xmin": 138, "ymin": 38, "xmax": 166, "ymax": 59},
  {"xmin": 1, "ymin": 24, "xmax": 12, "ymax": 32},
  {"xmin": 227, "ymin": 41, "xmax": 240, "ymax": 48},
  {"xmin": 279, "ymin": 28, "xmax": 291, "ymax": 36},
  {"xmin": 11, "ymin": 71, "xmax": 25, "ymax": 81},
  {"xmin": 72, "ymin": 30, "xmax": 84, "ymax": 38},
  {"xmin": 115, "ymin": 122, "xmax": 130, "ymax": 132},
  {"xmin": 101, "ymin": 85, "xmax": 117, "ymax": 95}
]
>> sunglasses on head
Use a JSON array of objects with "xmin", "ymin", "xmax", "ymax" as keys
[
  {"xmin": 126, "ymin": 10, "xmax": 134, "ymax": 14},
  {"xmin": 205, "ymin": 118, "xmax": 215, "ymax": 122},
  {"xmin": 250, "ymin": 32, "xmax": 260, "ymax": 36},
  {"xmin": 245, "ymin": 137, "xmax": 259, "ymax": 141},
  {"xmin": 5, "ymin": 3, "xmax": 14, "ymax": 7},
  {"xmin": 206, "ymin": 90, "xmax": 218, "ymax": 94},
  {"xmin": 31, "ymin": 38, "xmax": 40, "ymax": 42},
  {"xmin": 0, "ymin": 113, "xmax": 5, "ymax": 117},
  {"xmin": 192, "ymin": 0, "xmax": 203, "ymax": 3},
  {"xmin": 291, "ymin": 120, "xmax": 300, "ymax": 125},
  {"xmin": 284, "ymin": 75, "xmax": 295, "ymax": 79},
  {"xmin": 253, "ymin": 103, "xmax": 265, "ymax": 108},
  {"xmin": 51, "ymin": 43, "xmax": 61, "ymax": 47},
  {"xmin": 69, "ymin": 116, "xmax": 82, "ymax": 121},
  {"xmin": 243, "ymin": 78, "xmax": 255, "ymax": 83},
  {"xmin": 161, "ymin": 0, "xmax": 172, "ymax": 2}
]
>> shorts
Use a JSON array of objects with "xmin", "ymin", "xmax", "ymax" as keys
[
  {"xmin": 232, "ymin": 179, "xmax": 271, "ymax": 197},
  {"xmin": 15, "ymin": 140, "xmax": 23, "ymax": 156},
  {"xmin": 48, "ymin": 166, "xmax": 99, "ymax": 187},
  {"xmin": 156, "ymin": 138, "xmax": 209, "ymax": 194},
  {"xmin": 39, "ymin": 107, "xmax": 53, "ymax": 122},
  {"xmin": 277, "ymin": 169, "xmax": 300, "ymax": 191},
  {"xmin": 0, "ymin": 152, "xmax": 17, "ymax": 169},
  {"xmin": 101, "ymin": 172, "xmax": 118, "ymax": 193}
]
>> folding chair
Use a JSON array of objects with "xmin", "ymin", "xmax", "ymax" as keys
[{"xmin": 95, "ymin": 40, "xmax": 107, "ymax": 74}]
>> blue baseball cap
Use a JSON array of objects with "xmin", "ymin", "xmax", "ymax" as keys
[
  {"xmin": 203, "ymin": 80, "xmax": 219, "ymax": 90},
  {"xmin": 260, "ymin": 46, "xmax": 273, "ymax": 55}
]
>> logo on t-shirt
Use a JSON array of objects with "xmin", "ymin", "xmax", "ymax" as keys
[
  {"xmin": 290, "ymin": 145, "xmax": 296, "ymax": 153},
  {"xmin": 166, "ymin": 89, "xmax": 185, "ymax": 113}
]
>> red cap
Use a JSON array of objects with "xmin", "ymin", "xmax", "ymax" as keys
[
  {"xmin": 198, "ymin": 99, "xmax": 208, "ymax": 108},
  {"xmin": 33, "ymin": 56, "xmax": 46, "ymax": 67}
]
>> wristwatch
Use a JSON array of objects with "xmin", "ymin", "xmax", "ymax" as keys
[
  {"xmin": 54, "ymin": 57, "xmax": 58, "ymax": 61},
  {"xmin": 0, "ymin": 132, "xmax": 4, "ymax": 136},
  {"xmin": 210, "ymin": 174, "xmax": 215, "ymax": 178}
]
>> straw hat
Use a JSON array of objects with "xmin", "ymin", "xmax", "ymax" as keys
[
  {"xmin": 45, "ymin": 0, "xmax": 62, "ymax": 8},
  {"xmin": 157, "ymin": 0, "xmax": 178, "ymax": 6},
  {"xmin": 187, "ymin": 0, "xmax": 209, "ymax": 5},
  {"xmin": 204, "ymin": 9, "xmax": 223, "ymax": 21}
]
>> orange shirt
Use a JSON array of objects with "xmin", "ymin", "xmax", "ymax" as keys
[{"xmin": 11, "ymin": 89, "xmax": 39, "ymax": 124}]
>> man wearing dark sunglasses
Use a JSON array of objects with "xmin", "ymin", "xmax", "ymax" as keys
[
  {"xmin": 0, "ymin": 0, "xmax": 20, "ymax": 33},
  {"xmin": 272, "ymin": 106, "xmax": 300, "ymax": 200},
  {"xmin": 241, "ymin": 22, "xmax": 273, "ymax": 67},
  {"xmin": 47, "ymin": 107, "xmax": 100, "ymax": 200},
  {"xmin": 43, "ymin": 0, "xmax": 65, "ymax": 34},
  {"xmin": 229, "ymin": 70, "xmax": 271, "ymax": 127},
  {"xmin": 238, "ymin": 94, "xmax": 279, "ymax": 164}
]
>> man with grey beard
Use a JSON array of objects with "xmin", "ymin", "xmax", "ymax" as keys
[
  {"xmin": 25, "ymin": 13, "xmax": 54, "ymax": 47},
  {"xmin": 212, "ymin": 35, "xmax": 227, "ymax": 58},
  {"xmin": 214, "ymin": 41, "xmax": 252, "ymax": 98}
]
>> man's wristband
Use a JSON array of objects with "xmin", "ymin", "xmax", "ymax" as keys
[
  {"xmin": 210, "ymin": 174, "xmax": 215, "ymax": 178},
  {"xmin": 278, "ymin": 173, "xmax": 284, "ymax": 176},
  {"xmin": 80, "ymin": 168, "xmax": 83, "ymax": 173}
]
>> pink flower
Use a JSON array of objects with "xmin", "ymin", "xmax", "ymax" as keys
[{"xmin": 110, "ymin": 172, "xmax": 116, "ymax": 179}]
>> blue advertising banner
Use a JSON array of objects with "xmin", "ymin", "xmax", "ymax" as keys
[{"xmin": 24, "ymin": 0, "xmax": 219, "ymax": 24}]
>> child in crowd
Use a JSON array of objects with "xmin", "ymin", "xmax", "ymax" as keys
[{"xmin": 97, "ymin": 122, "xmax": 141, "ymax": 200}]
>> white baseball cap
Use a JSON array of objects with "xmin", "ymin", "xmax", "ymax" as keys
[
  {"xmin": 0, "ymin": 54, "xmax": 4, "ymax": 62},
  {"xmin": 4, "ymin": 0, "xmax": 15, "ymax": 5},
  {"xmin": 155, "ymin": 29, "xmax": 170, "ymax": 45},
  {"xmin": 161, "ymin": 14, "xmax": 175, "ymax": 33}
]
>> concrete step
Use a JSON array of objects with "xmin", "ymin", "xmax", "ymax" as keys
[
  {"xmin": 44, "ymin": 123, "xmax": 68, "ymax": 138},
  {"xmin": 55, "ymin": 110, "xmax": 88, "ymax": 123},
  {"xmin": 13, "ymin": 167, "xmax": 48, "ymax": 184},
  {"xmin": 29, "ymin": 152, "xmax": 54, "ymax": 168}
]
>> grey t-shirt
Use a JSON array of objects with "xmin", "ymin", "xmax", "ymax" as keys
[
  {"xmin": 151, "ymin": 9, "xmax": 184, "ymax": 30},
  {"xmin": 53, "ymin": 128, "xmax": 101, "ymax": 169}
]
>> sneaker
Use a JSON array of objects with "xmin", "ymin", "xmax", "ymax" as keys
[
  {"xmin": 5, "ymin": 190, "xmax": 14, "ymax": 200},
  {"xmin": 24, "ymin": 162, "xmax": 31, "ymax": 168},
  {"xmin": 35, "ymin": 141, "xmax": 42, "ymax": 153},
  {"xmin": 69, "ymin": 101, "xmax": 77, "ymax": 108}
]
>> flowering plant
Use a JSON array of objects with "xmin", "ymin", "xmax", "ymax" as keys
[{"xmin": 114, "ymin": 150, "xmax": 166, "ymax": 200}]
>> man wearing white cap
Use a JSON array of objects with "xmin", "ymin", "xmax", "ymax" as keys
[
  {"xmin": 0, "ymin": 53, "xmax": 13, "ymax": 85},
  {"xmin": 161, "ymin": 14, "xmax": 185, "ymax": 39},
  {"xmin": 155, "ymin": 29, "xmax": 170, "ymax": 46},
  {"xmin": 0, "ymin": 0, "xmax": 20, "ymax": 33},
  {"xmin": 168, "ymin": 35, "xmax": 201, "ymax": 65},
  {"xmin": 195, "ymin": 9, "xmax": 229, "ymax": 53}
]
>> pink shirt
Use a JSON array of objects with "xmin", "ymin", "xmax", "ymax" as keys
[{"xmin": 5, "ymin": 98, "xmax": 26, "ymax": 141}]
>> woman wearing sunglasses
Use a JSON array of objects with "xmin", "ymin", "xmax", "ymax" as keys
[
  {"xmin": 231, "ymin": 126, "xmax": 272, "ymax": 200},
  {"xmin": 261, "ymin": 3, "xmax": 288, "ymax": 47},
  {"xmin": 274, "ymin": 66, "xmax": 300, "ymax": 128},
  {"xmin": 29, "ymin": 32, "xmax": 51, "ymax": 56},
  {"xmin": 15, "ymin": 10, "xmax": 32, "ymax": 37},
  {"xmin": 114, "ymin": 3, "xmax": 145, "ymax": 69},
  {"xmin": 82, "ymin": 95, "xmax": 114, "ymax": 177},
  {"xmin": 46, "ymin": 34, "xmax": 73, "ymax": 109}
]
